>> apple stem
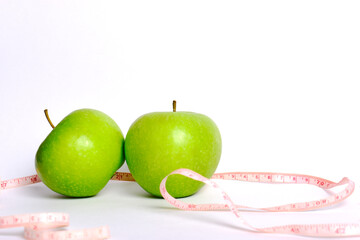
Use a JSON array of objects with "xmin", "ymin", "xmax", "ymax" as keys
[
  {"xmin": 44, "ymin": 109, "xmax": 55, "ymax": 129},
  {"xmin": 173, "ymin": 100, "xmax": 176, "ymax": 112}
]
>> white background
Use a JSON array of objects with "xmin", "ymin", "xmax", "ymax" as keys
[{"xmin": 1, "ymin": 1, "xmax": 360, "ymax": 239}]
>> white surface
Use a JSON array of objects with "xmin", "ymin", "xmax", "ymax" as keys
[{"xmin": 1, "ymin": 0, "xmax": 360, "ymax": 239}]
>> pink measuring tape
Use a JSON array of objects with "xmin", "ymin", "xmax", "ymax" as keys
[
  {"xmin": 1, "ymin": 169, "xmax": 359, "ymax": 239},
  {"xmin": 161, "ymin": 169, "xmax": 359, "ymax": 237}
]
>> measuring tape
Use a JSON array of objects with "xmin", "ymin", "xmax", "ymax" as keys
[
  {"xmin": 160, "ymin": 169, "xmax": 359, "ymax": 237},
  {"xmin": 0, "ymin": 212, "xmax": 110, "ymax": 240},
  {"xmin": 1, "ymin": 169, "xmax": 359, "ymax": 239}
]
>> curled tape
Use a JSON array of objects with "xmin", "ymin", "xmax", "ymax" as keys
[
  {"xmin": 0, "ymin": 170, "xmax": 358, "ymax": 238},
  {"xmin": 160, "ymin": 169, "xmax": 359, "ymax": 237},
  {"xmin": 0, "ymin": 212, "xmax": 109, "ymax": 240}
]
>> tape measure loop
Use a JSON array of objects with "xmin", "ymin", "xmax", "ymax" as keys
[
  {"xmin": 160, "ymin": 168, "xmax": 359, "ymax": 237},
  {"xmin": 1, "ymin": 169, "xmax": 358, "ymax": 238}
]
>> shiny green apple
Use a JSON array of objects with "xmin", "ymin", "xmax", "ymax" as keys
[
  {"xmin": 35, "ymin": 109, "xmax": 125, "ymax": 197},
  {"xmin": 125, "ymin": 101, "xmax": 222, "ymax": 198}
]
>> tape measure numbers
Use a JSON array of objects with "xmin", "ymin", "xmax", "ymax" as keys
[{"xmin": 0, "ymin": 170, "xmax": 358, "ymax": 239}]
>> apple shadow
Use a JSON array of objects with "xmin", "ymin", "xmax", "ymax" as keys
[
  {"xmin": 12, "ymin": 183, "xmax": 89, "ymax": 200},
  {"xmin": 103, "ymin": 181, "xmax": 158, "ymax": 199},
  {"xmin": 12, "ymin": 180, "xmax": 156, "ymax": 200}
]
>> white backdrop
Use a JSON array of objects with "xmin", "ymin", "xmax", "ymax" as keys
[{"xmin": 1, "ymin": 1, "xmax": 360, "ymax": 239}]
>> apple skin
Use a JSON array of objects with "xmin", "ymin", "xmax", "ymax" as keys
[
  {"xmin": 35, "ymin": 109, "xmax": 125, "ymax": 197},
  {"xmin": 125, "ymin": 111, "xmax": 222, "ymax": 198}
]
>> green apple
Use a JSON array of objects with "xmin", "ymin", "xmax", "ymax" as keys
[
  {"xmin": 35, "ymin": 109, "xmax": 125, "ymax": 197},
  {"xmin": 125, "ymin": 101, "xmax": 222, "ymax": 198}
]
